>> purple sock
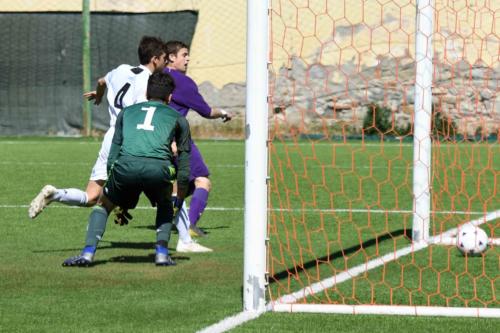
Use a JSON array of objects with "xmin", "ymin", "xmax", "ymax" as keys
[{"xmin": 189, "ymin": 188, "xmax": 209, "ymax": 226}]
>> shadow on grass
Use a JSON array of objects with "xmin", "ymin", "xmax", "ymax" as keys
[
  {"xmin": 108, "ymin": 254, "xmax": 191, "ymax": 264},
  {"xmin": 199, "ymin": 226, "xmax": 229, "ymax": 231},
  {"xmin": 270, "ymin": 228, "xmax": 409, "ymax": 284},
  {"xmin": 34, "ymin": 241, "xmax": 167, "ymax": 253},
  {"xmin": 132, "ymin": 225, "xmax": 157, "ymax": 230},
  {"xmin": 133, "ymin": 225, "xmax": 229, "ymax": 233}
]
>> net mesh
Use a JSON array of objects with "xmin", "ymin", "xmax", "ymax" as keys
[{"xmin": 268, "ymin": 0, "xmax": 499, "ymax": 309}]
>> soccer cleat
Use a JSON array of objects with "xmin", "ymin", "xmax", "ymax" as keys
[
  {"xmin": 155, "ymin": 245, "xmax": 176, "ymax": 266},
  {"xmin": 62, "ymin": 252, "xmax": 94, "ymax": 267},
  {"xmin": 189, "ymin": 225, "xmax": 207, "ymax": 238},
  {"xmin": 155, "ymin": 253, "xmax": 176, "ymax": 266},
  {"xmin": 176, "ymin": 239, "xmax": 213, "ymax": 253},
  {"xmin": 29, "ymin": 185, "xmax": 57, "ymax": 219}
]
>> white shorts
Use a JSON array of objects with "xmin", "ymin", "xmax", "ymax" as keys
[{"xmin": 90, "ymin": 126, "xmax": 115, "ymax": 181}]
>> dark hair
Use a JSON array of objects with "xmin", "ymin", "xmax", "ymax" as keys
[
  {"xmin": 165, "ymin": 40, "xmax": 189, "ymax": 63},
  {"xmin": 138, "ymin": 36, "xmax": 166, "ymax": 65},
  {"xmin": 147, "ymin": 72, "xmax": 176, "ymax": 101}
]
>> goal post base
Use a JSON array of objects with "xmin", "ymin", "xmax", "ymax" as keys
[{"xmin": 270, "ymin": 303, "xmax": 500, "ymax": 318}]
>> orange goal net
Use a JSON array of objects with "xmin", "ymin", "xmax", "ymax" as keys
[{"xmin": 266, "ymin": 0, "xmax": 499, "ymax": 316}]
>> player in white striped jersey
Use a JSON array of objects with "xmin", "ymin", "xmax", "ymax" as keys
[{"xmin": 29, "ymin": 36, "xmax": 167, "ymax": 218}]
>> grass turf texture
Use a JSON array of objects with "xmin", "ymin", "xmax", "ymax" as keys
[{"xmin": 0, "ymin": 137, "xmax": 498, "ymax": 332}]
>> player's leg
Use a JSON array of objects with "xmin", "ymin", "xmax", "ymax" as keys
[
  {"xmin": 28, "ymin": 128, "xmax": 114, "ymax": 218},
  {"xmin": 84, "ymin": 180, "xmax": 106, "ymax": 206},
  {"xmin": 142, "ymin": 160, "xmax": 179, "ymax": 266},
  {"xmin": 172, "ymin": 178, "xmax": 212, "ymax": 252},
  {"xmin": 62, "ymin": 194, "xmax": 116, "ymax": 267},
  {"xmin": 155, "ymin": 200, "xmax": 177, "ymax": 266},
  {"xmin": 63, "ymin": 157, "xmax": 136, "ymax": 267},
  {"xmin": 145, "ymin": 176, "xmax": 177, "ymax": 266},
  {"xmin": 187, "ymin": 142, "xmax": 211, "ymax": 237},
  {"xmin": 175, "ymin": 200, "xmax": 212, "ymax": 253},
  {"xmin": 174, "ymin": 200, "xmax": 192, "ymax": 243},
  {"xmin": 188, "ymin": 176, "xmax": 211, "ymax": 237},
  {"xmin": 28, "ymin": 185, "xmax": 89, "ymax": 218}
]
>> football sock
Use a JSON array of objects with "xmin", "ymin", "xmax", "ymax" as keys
[
  {"xmin": 85, "ymin": 206, "xmax": 108, "ymax": 248},
  {"xmin": 156, "ymin": 222, "xmax": 173, "ymax": 244},
  {"xmin": 188, "ymin": 188, "xmax": 209, "ymax": 226},
  {"xmin": 51, "ymin": 188, "xmax": 88, "ymax": 206},
  {"xmin": 82, "ymin": 245, "xmax": 96, "ymax": 255},
  {"xmin": 175, "ymin": 202, "xmax": 192, "ymax": 243},
  {"xmin": 156, "ymin": 241, "xmax": 168, "ymax": 255}
]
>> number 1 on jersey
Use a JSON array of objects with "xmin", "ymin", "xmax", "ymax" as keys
[{"xmin": 137, "ymin": 106, "xmax": 156, "ymax": 131}]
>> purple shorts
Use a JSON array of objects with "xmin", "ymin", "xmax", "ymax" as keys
[{"xmin": 188, "ymin": 141, "xmax": 209, "ymax": 181}]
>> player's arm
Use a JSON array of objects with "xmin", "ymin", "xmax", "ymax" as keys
[
  {"xmin": 107, "ymin": 109, "xmax": 124, "ymax": 174},
  {"xmin": 174, "ymin": 117, "xmax": 192, "ymax": 201},
  {"xmin": 83, "ymin": 77, "xmax": 107, "ymax": 105},
  {"xmin": 174, "ymin": 80, "xmax": 232, "ymax": 122}
]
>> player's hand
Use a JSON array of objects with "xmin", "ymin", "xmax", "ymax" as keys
[
  {"xmin": 83, "ymin": 91, "xmax": 102, "ymax": 105},
  {"xmin": 171, "ymin": 141, "xmax": 178, "ymax": 157},
  {"xmin": 113, "ymin": 207, "xmax": 133, "ymax": 226},
  {"xmin": 220, "ymin": 109, "xmax": 232, "ymax": 123}
]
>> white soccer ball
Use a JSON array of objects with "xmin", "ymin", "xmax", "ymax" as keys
[{"xmin": 456, "ymin": 224, "xmax": 489, "ymax": 255}]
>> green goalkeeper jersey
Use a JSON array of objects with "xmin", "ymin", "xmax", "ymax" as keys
[{"xmin": 108, "ymin": 100, "xmax": 191, "ymax": 193}]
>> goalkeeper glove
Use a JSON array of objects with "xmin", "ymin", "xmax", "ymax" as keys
[{"xmin": 113, "ymin": 207, "xmax": 133, "ymax": 226}]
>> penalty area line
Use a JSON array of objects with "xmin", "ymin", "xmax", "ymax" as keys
[
  {"xmin": 196, "ymin": 310, "xmax": 265, "ymax": 333},
  {"xmin": 0, "ymin": 204, "xmax": 491, "ymax": 216}
]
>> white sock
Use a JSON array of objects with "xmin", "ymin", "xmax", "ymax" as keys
[
  {"xmin": 51, "ymin": 188, "xmax": 88, "ymax": 206},
  {"xmin": 175, "ymin": 202, "xmax": 192, "ymax": 243}
]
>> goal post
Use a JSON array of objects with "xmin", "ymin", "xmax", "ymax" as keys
[
  {"xmin": 243, "ymin": 0, "xmax": 269, "ymax": 313},
  {"xmin": 411, "ymin": 0, "xmax": 434, "ymax": 243},
  {"xmin": 249, "ymin": 0, "xmax": 500, "ymax": 318}
]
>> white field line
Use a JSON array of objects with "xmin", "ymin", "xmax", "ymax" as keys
[
  {"xmin": 196, "ymin": 310, "xmax": 265, "ymax": 333},
  {"xmin": 0, "ymin": 161, "xmax": 92, "ymax": 166},
  {"xmin": 0, "ymin": 204, "xmax": 491, "ymax": 216},
  {"xmin": 435, "ymin": 237, "xmax": 500, "ymax": 246},
  {"xmin": 269, "ymin": 210, "xmax": 499, "ymax": 307},
  {"xmin": 0, "ymin": 161, "xmax": 414, "ymax": 170},
  {"xmin": 490, "ymin": 238, "xmax": 500, "ymax": 246},
  {"xmin": 0, "ymin": 141, "xmax": 99, "ymax": 145},
  {"xmin": 0, "ymin": 140, "xmax": 239, "ymax": 145},
  {"xmin": 0, "ymin": 141, "xmax": 410, "ymax": 146},
  {"xmin": 0, "ymin": 161, "xmax": 247, "ymax": 168},
  {"xmin": 1, "ymin": 161, "xmax": 493, "ymax": 173},
  {"xmin": 430, "ymin": 210, "xmax": 500, "ymax": 244},
  {"xmin": 3, "ymin": 140, "xmax": 493, "ymax": 149}
]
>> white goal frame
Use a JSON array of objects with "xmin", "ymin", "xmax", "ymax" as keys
[{"xmin": 243, "ymin": 0, "xmax": 499, "ymax": 320}]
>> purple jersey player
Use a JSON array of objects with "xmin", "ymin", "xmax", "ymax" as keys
[{"xmin": 164, "ymin": 41, "xmax": 232, "ymax": 237}]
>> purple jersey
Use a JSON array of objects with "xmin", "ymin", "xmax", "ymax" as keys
[
  {"xmin": 164, "ymin": 67, "xmax": 211, "ymax": 183},
  {"xmin": 164, "ymin": 68, "xmax": 212, "ymax": 118}
]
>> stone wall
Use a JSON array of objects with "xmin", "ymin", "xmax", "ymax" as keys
[{"xmin": 194, "ymin": 55, "xmax": 499, "ymax": 138}]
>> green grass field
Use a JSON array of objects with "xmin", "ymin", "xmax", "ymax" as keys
[
  {"xmin": 268, "ymin": 140, "xmax": 499, "ymax": 307},
  {"xmin": 0, "ymin": 137, "xmax": 498, "ymax": 332}
]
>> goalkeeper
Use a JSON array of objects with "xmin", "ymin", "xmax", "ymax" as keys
[{"xmin": 63, "ymin": 72, "xmax": 190, "ymax": 267}]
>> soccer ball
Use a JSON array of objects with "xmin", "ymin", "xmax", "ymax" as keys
[{"xmin": 456, "ymin": 224, "xmax": 488, "ymax": 255}]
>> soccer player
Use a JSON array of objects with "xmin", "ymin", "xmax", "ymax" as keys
[
  {"xmin": 164, "ymin": 40, "xmax": 233, "ymax": 240},
  {"xmin": 63, "ymin": 72, "xmax": 188, "ymax": 267},
  {"xmin": 29, "ymin": 36, "xmax": 167, "ymax": 218}
]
